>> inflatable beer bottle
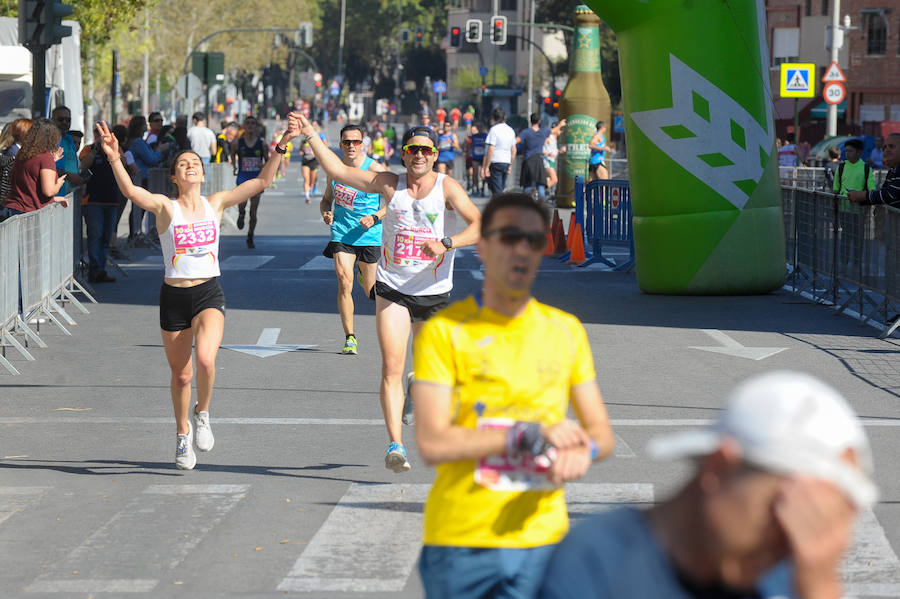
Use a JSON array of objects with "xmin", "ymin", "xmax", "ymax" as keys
[
  {"xmin": 556, "ymin": 5, "xmax": 611, "ymax": 206},
  {"xmin": 582, "ymin": 0, "xmax": 785, "ymax": 294}
]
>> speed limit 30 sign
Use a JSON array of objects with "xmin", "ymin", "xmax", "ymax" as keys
[{"xmin": 823, "ymin": 81, "xmax": 846, "ymax": 105}]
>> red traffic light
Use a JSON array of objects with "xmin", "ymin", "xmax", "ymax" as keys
[
  {"xmin": 544, "ymin": 97, "xmax": 550, "ymax": 104},
  {"xmin": 451, "ymin": 27, "xmax": 460, "ymax": 35},
  {"xmin": 554, "ymin": 89, "xmax": 561, "ymax": 96}
]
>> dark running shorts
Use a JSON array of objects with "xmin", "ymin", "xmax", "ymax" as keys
[
  {"xmin": 159, "ymin": 278, "xmax": 226, "ymax": 332},
  {"xmin": 374, "ymin": 281, "xmax": 449, "ymax": 322},
  {"xmin": 302, "ymin": 157, "xmax": 319, "ymax": 169},
  {"xmin": 323, "ymin": 241, "xmax": 380, "ymax": 264}
]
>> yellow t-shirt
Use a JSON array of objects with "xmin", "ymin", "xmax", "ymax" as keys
[{"xmin": 413, "ymin": 295, "xmax": 596, "ymax": 548}]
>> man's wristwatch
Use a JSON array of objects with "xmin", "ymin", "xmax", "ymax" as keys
[
  {"xmin": 372, "ymin": 215, "xmax": 380, "ymax": 224},
  {"xmin": 440, "ymin": 236, "xmax": 453, "ymax": 249},
  {"xmin": 274, "ymin": 144, "xmax": 287, "ymax": 155}
]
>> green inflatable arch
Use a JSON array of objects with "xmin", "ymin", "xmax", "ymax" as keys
[{"xmin": 583, "ymin": 0, "xmax": 785, "ymax": 294}]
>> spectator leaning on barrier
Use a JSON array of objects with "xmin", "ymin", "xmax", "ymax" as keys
[
  {"xmin": 538, "ymin": 371, "xmax": 877, "ymax": 599},
  {"xmin": 0, "ymin": 118, "xmax": 69, "ymax": 221},
  {"xmin": 51, "ymin": 106, "xmax": 84, "ymax": 197},
  {"xmin": 848, "ymin": 133, "xmax": 900, "ymax": 209},
  {"xmin": 412, "ymin": 193, "xmax": 615, "ymax": 598},
  {"xmin": 3, "ymin": 118, "xmax": 33, "ymax": 158},
  {"xmin": 834, "ymin": 139, "xmax": 876, "ymax": 264}
]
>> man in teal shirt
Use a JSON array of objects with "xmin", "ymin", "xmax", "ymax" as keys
[
  {"xmin": 834, "ymin": 138, "xmax": 876, "ymax": 266},
  {"xmin": 52, "ymin": 106, "xmax": 83, "ymax": 196}
]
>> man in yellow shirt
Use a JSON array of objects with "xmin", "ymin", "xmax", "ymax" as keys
[{"xmin": 411, "ymin": 193, "xmax": 616, "ymax": 598}]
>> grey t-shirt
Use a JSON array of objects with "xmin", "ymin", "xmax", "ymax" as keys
[{"xmin": 537, "ymin": 508, "xmax": 795, "ymax": 599}]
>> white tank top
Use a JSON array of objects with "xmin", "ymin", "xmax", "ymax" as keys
[
  {"xmin": 160, "ymin": 197, "xmax": 221, "ymax": 279},
  {"xmin": 377, "ymin": 173, "xmax": 457, "ymax": 296}
]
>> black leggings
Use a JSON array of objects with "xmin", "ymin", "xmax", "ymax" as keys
[{"xmin": 238, "ymin": 194, "xmax": 261, "ymax": 238}]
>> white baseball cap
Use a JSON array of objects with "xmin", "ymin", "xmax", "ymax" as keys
[{"xmin": 647, "ymin": 371, "xmax": 878, "ymax": 509}]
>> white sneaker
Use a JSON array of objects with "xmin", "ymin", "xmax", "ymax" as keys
[
  {"xmin": 193, "ymin": 410, "xmax": 214, "ymax": 452},
  {"xmin": 175, "ymin": 421, "xmax": 196, "ymax": 470}
]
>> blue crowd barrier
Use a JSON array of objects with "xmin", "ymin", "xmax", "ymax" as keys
[{"xmin": 563, "ymin": 176, "xmax": 635, "ymax": 270}]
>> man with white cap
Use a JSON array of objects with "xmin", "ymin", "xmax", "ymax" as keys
[{"xmin": 538, "ymin": 371, "xmax": 877, "ymax": 599}]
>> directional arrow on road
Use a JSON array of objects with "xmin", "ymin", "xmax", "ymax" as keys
[
  {"xmin": 689, "ymin": 329, "xmax": 788, "ymax": 361},
  {"xmin": 222, "ymin": 328, "xmax": 317, "ymax": 358}
]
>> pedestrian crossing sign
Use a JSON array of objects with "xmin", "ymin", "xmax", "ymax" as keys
[{"xmin": 779, "ymin": 63, "xmax": 816, "ymax": 98}]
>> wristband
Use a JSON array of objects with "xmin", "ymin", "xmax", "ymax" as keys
[
  {"xmin": 505, "ymin": 421, "xmax": 546, "ymax": 457},
  {"xmin": 372, "ymin": 214, "xmax": 380, "ymax": 224},
  {"xmin": 589, "ymin": 440, "xmax": 598, "ymax": 460},
  {"xmin": 275, "ymin": 144, "xmax": 287, "ymax": 155}
]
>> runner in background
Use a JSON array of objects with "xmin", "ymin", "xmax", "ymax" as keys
[
  {"xmin": 231, "ymin": 115, "xmax": 267, "ymax": 248},
  {"xmin": 292, "ymin": 112, "xmax": 481, "ymax": 473},
  {"xmin": 300, "ymin": 123, "xmax": 326, "ymax": 204},
  {"xmin": 436, "ymin": 122, "xmax": 460, "ymax": 175},
  {"xmin": 466, "ymin": 123, "xmax": 487, "ymax": 196},
  {"xmin": 320, "ymin": 123, "xmax": 388, "ymax": 355}
]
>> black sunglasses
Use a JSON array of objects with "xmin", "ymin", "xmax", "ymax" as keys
[{"xmin": 484, "ymin": 226, "xmax": 547, "ymax": 251}]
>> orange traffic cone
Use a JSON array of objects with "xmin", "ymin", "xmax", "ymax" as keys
[
  {"xmin": 566, "ymin": 213, "xmax": 576, "ymax": 249},
  {"xmin": 552, "ymin": 218, "xmax": 567, "ymax": 255},
  {"xmin": 566, "ymin": 223, "xmax": 587, "ymax": 264},
  {"xmin": 543, "ymin": 231, "xmax": 554, "ymax": 256}
]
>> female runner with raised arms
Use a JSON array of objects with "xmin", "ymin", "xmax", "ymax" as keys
[{"xmin": 96, "ymin": 119, "xmax": 300, "ymax": 470}]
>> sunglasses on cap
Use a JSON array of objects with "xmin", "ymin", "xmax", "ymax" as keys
[
  {"xmin": 340, "ymin": 139, "xmax": 363, "ymax": 146},
  {"xmin": 403, "ymin": 144, "xmax": 437, "ymax": 156},
  {"xmin": 484, "ymin": 226, "xmax": 547, "ymax": 251}
]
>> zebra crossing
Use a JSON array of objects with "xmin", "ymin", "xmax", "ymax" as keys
[{"xmin": 2, "ymin": 479, "xmax": 898, "ymax": 596}]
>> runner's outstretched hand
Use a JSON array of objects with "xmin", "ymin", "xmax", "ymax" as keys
[{"xmin": 95, "ymin": 121, "xmax": 120, "ymax": 162}]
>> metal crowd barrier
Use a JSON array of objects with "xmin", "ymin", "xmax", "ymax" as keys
[
  {"xmin": 565, "ymin": 176, "xmax": 635, "ymax": 270},
  {"xmin": 779, "ymin": 166, "xmax": 889, "ymax": 191},
  {"xmin": 783, "ymin": 186, "xmax": 900, "ymax": 338},
  {"xmin": 0, "ymin": 197, "xmax": 97, "ymax": 375},
  {"xmin": 147, "ymin": 163, "xmax": 235, "ymax": 197}
]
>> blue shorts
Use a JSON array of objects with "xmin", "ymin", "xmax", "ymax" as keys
[{"xmin": 418, "ymin": 544, "xmax": 556, "ymax": 599}]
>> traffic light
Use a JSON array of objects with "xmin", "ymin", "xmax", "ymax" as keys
[
  {"xmin": 414, "ymin": 26, "xmax": 425, "ymax": 46},
  {"xmin": 18, "ymin": 0, "xmax": 41, "ymax": 48},
  {"xmin": 490, "ymin": 15, "xmax": 507, "ymax": 45},
  {"xmin": 18, "ymin": 0, "xmax": 72, "ymax": 48},
  {"xmin": 449, "ymin": 26, "xmax": 461, "ymax": 48},
  {"xmin": 297, "ymin": 21, "xmax": 313, "ymax": 48},
  {"xmin": 400, "ymin": 28, "xmax": 411, "ymax": 43},
  {"xmin": 40, "ymin": 0, "xmax": 72, "ymax": 46},
  {"xmin": 465, "ymin": 19, "xmax": 482, "ymax": 43}
]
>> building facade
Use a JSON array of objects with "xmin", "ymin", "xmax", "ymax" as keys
[{"xmin": 766, "ymin": 0, "xmax": 900, "ymax": 139}]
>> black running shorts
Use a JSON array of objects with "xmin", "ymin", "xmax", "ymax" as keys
[
  {"xmin": 302, "ymin": 157, "xmax": 319, "ymax": 169},
  {"xmin": 159, "ymin": 278, "xmax": 226, "ymax": 332},
  {"xmin": 323, "ymin": 241, "xmax": 380, "ymax": 264},
  {"xmin": 374, "ymin": 281, "xmax": 449, "ymax": 322}
]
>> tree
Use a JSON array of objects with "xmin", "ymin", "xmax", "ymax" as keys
[{"xmin": 452, "ymin": 65, "xmax": 508, "ymax": 91}]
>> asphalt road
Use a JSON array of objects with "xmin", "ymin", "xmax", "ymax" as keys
[{"xmin": 1, "ymin": 158, "xmax": 899, "ymax": 598}]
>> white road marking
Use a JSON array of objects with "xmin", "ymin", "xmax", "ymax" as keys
[
  {"xmin": 844, "ymin": 509, "xmax": 900, "ymax": 596},
  {"xmin": 220, "ymin": 255, "xmax": 274, "ymax": 270},
  {"xmin": 613, "ymin": 434, "xmax": 636, "ymax": 457},
  {"xmin": 689, "ymin": 329, "xmax": 788, "ymax": 361},
  {"xmin": 24, "ymin": 484, "xmax": 249, "ymax": 594},
  {"xmin": 299, "ymin": 255, "xmax": 335, "ymax": 270},
  {"xmin": 221, "ymin": 327, "xmax": 318, "ymax": 357},
  {"xmin": 0, "ymin": 487, "xmax": 49, "ymax": 526},
  {"xmin": 277, "ymin": 483, "xmax": 652, "ymax": 593}
]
